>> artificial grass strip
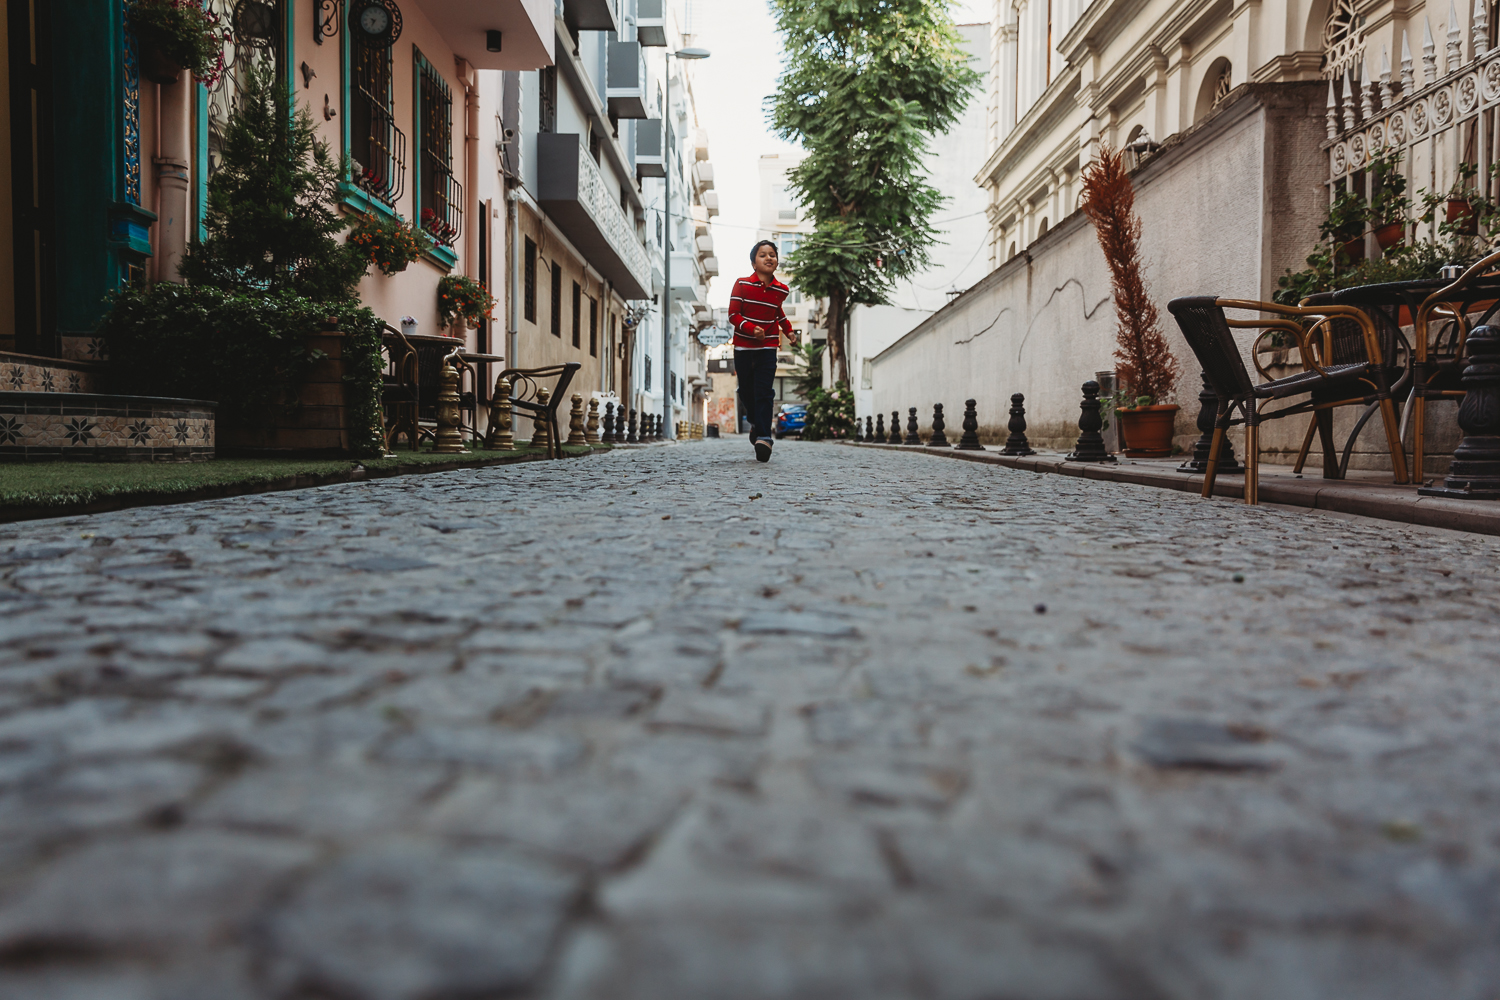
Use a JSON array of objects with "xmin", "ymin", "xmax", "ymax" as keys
[{"xmin": 0, "ymin": 444, "xmax": 607, "ymax": 510}]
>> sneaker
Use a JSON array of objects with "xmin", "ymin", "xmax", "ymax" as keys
[{"xmin": 754, "ymin": 439, "xmax": 772, "ymax": 463}]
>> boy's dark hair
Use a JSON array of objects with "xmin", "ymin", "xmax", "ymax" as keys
[{"xmin": 750, "ymin": 240, "xmax": 778, "ymax": 265}]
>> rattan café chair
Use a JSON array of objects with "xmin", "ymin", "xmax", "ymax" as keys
[{"xmin": 1167, "ymin": 297, "xmax": 1409, "ymax": 504}]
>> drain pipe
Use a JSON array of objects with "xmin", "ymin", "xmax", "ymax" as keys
[{"xmin": 508, "ymin": 188, "xmax": 522, "ymax": 367}]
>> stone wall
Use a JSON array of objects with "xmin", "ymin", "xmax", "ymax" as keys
[{"xmin": 871, "ymin": 83, "xmax": 1381, "ymax": 465}]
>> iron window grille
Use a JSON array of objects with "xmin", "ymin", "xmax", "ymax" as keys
[
  {"xmin": 415, "ymin": 50, "xmax": 462, "ymax": 247},
  {"xmin": 350, "ymin": 41, "xmax": 405, "ymax": 204},
  {"xmin": 539, "ymin": 66, "xmax": 557, "ymax": 133},
  {"xmin": 572, "ymin": 282, "xmax": 582, "ymax": 348},
  {"xmin": 550, "ymin": 263, "xmax": 563, "ymax": 337},
  {"xmin": 524, "ymin": 237, "xmax": 537, "ymax": 323},
  {"xmin": 205, "ymin": 0, "xmax": 285, "ymax": 178}
]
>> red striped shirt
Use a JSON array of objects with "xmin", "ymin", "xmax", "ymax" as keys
[{"xmin": 728, "ymin": 275, "xmax": 794, "ymax": 350}]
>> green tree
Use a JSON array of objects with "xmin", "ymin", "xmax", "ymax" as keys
[
  {"xmin": 181, "ymin": 65, "xmax": 365, "ymax": 299},
  {"xmin": 768, "ymin": 0, "xmax": 979, "ymax": 383}
]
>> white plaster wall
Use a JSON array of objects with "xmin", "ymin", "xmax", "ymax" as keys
[{"xmin": 871, "ymin": 102, "xmax": 1268, "ymax": 450}]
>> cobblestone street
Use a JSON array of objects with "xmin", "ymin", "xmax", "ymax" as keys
[{"xmin": 1, "ymin": 439, "xmax": 1498, "ymax": 999}]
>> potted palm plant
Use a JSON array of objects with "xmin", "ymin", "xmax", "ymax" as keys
[{"xmin": 1081, "ymin": 147, "xmax": 1181, "ymax": 457}]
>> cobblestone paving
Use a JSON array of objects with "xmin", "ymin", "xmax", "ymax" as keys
[{"xmin": 2, "ymin": 439, "xmax": 1499, "ymax": 999}]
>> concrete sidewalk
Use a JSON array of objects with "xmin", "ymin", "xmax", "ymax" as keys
[{"xmin": 844, "ymin": 441, "xmax": 1500, "ymax": 536}]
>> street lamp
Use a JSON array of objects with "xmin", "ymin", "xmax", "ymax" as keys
[{"xmin": 661, "ymin": 46, "xmax": 710, "ymax": 441}]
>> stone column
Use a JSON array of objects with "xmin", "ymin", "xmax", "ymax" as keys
[
  {"xmin": 153, "ymin": 76, "xmax": 191, "ymax": 284},
  {"xmin": 998, "ymin": 14, "xmax": 1020, "ymax": 136}
]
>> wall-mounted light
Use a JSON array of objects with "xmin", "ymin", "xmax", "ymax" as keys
[{"xmin": 486, "ymin": 30, "xmax": 503, "ymax": 52}]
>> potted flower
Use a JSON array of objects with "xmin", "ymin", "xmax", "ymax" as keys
[
  {"xmin": 1368, "ymin": 152, "xmax": 1410, "ymax": 251},
  {"xmin": 1081, "ymin": 147, "xmax": 1181, "ymax": 457},
  {"xmin": 347, "ymin": 213, "xmax": 431, "ymax": 276},
  {"xmin": 127, "ymin": 0, "xmax": 224, "ymax": 86},
  {"xmin": 1321, "ymin": 189, "xmax": 1368, "ymax": 263},
  {"xmin": 1444, "ymin": 163, "xmax": 1481, "ymax": 236},
  {"xmin": 437, "ymin": 275, "xmax": 495, "ymax": 335}
]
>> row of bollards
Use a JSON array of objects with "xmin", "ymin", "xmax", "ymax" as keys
[
  {"xmin": 854, "ymin": 397, "xmax": 1036, "ymax": 455},
  {"xmin": 856, "ymin": 376, "xmax": 1240, "ymax": 466}
]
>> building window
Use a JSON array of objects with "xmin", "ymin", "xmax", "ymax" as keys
[
  {"xmin": 551, "ymin": 263, "xmax": 563, "ymax": 337},
  {"xmin": 777, "ymin": 232, "xmax": 802, "ymax": 258},
  {"xmin": 571, "ymin": 282, "xmax": 582, "ymax": 348},
  {"xmin": 1212, "ymin": 64, "xmax": 1232, "ymax": 108},
  {"xmin": 414, "ymin": 49, "xmax": 462, "ymax": 247},
  {"xmin": 524, "ymin": 237, "xmax": 537, "ymax": 323},
  {"xmin": 589, "ymin": 297, "xmax": 598, "ymax": 356},
  {"xmin": 349, "ymin": 38, "xmax": 404, "ymax": 203},
  {"xmin": 1321, "ymin": 0, "xmax": 1364, "ymax": 79},
  {"xmin": 204, "ymin": 0, "xmax": 285, "ymax": 177},
  {"xmin": 539, "ymin": 66, "xmax": 557, "ymax": 133},
  {"xmin": 644, "ymin": 354, "xmax": 652, "ymax": 390}
]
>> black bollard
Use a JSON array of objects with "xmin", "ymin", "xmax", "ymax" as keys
[
  {"xmin": 864, "ymin": 415, "xmax": 874, "ymax": 442},
  {"xmin": 999, "ymin": 393, "xmax": 1036, "ymax": 456},
  {"xmin": 927, "ymin": 403, "xmax": 951, "ymax": 447},
  {"xmin": 955, "ymin": 399, "xmax": 984, "ymax": 450},
  {"xmin": 612, "ymin": 405, "xmax": 626, "ymax": 444},
  {"xmin": 891, "ymin": 411, "xmax": 901, "ymax": 445},
  {"xmin": 1066, "ymin": 380, "xmax": 1116, "ymax": 462},
  {"xmin": 1178, "ymin": 371, "xmax": 1239, "ymax": 473},
  {"xmin": 1421, "ymin": 324, "xmax": 1500, "ymax": 497},
  {"xmin": 904, "ymin": 407, "xmax": 922, "ymax": 445},
  {"xmin": 626, "ymin": 409, "xmax": 639, "ymax": 444},
  {"xmin": 603, "ymin": 403, "xmax": 616, "ymax": 444},
  {"xmin": 874, "ymin": 413, "xmax": 887, "ymax": 443}
]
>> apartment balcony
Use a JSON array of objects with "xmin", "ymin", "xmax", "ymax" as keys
[
  {"xmin": 636, "ymin": 0, "xmax": 666, "ymax": 46},
  {"xmin": 702, "ymin": 190, "xmax": 719, "ymax": 217},
  {"xmin": 693, "ymin": 127, "xmax": 710, "ymax": 161},
  {"xmin": 692, "ymin": 160, "xmax": 714, "ymax": 192},
  {"xmin": 537, "ymin": 132, "xmax": 651, "ymax": 299},
  {"xmin": 606, "ymin": 41, "xmax": 651, "ymax": 119},
  {"xmin": 634, "ymin": 118, "xmax": 664, "ymax": 179},
  {"xmin": 695, "ymin": 233, "xmax": 714, "ymax": 257},
  {"xmin": 560, "ymin": 0, "xmax": 618, "ymax": 32},
  {"xmin": 670, "ymin": 251, "xmax": 706, "ymax": 305},
  {"xmin": 702, "ymin": 256, "xmax": 719, "ymax": 277},
  {"xmin": 414, "ymin": 0, "xmax": 553, "ymax": 71},
  {"xmin": 691, "ymin": 205, "xmax": 709, "ymax": 234}
]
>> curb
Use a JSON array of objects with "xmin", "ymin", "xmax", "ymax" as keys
[
  {"xmin": 0, "ymin": 446, "xmax": 609, "ymax": 525},
  {"xmin": 839, "ymin": 442, "xmax": 1500, "ymax": 537}
]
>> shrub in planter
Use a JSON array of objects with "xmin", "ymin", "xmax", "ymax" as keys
[
  {"xmin": 348, "ymin": 213, "xmax": 432, "ymax": 276},
  {"xmin": 437, "ymin": 275, "xmax": 496, "ymax": 332},
  {"xmin": 100, "ymin": 285, "xmax": 386, "ymax": 457},
  {"xmin": 127, "ymin": 0, "xmax": 226, "ymax": 85},
  {"xmin": 1080, "ymin": 147, "xmax": 1180, "ymax": 456},
  {"xmin": 802, "ymin": 381, "xmax": 856, "ymax": 441}
]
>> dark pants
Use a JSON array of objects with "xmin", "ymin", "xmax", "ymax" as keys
[{"xmin": 735, "ymin": 348, "xmax": 778, "ymax": 442}]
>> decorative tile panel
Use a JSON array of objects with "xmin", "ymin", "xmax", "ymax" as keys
[{"xmin": 0, "ymin": 393, "xmax": 216, "ymax": 463}]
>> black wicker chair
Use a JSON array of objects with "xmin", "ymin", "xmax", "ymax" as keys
[
  {"xmin": 1167, "ymin": 296, "xmax": 1408, "ymax": 504},
  {"xmin": 494, "ymin": 363, "xmax": 581, "ymax": 460},
  {"xmin": 380, "ymin": 325, "xmax": 420, "ymax": 452}
]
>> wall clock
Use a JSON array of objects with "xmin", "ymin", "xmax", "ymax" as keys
[{"xmin": 349, "ymin": 0, "xmax": 401, "ymax": 47}]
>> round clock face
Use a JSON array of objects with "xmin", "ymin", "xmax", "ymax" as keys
[{"xmin": 359, "ymin": 4, "xmax": 389, "ymax": 34}]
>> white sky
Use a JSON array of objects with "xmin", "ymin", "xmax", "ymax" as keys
[{"xmin": 693, "ymin": 1, "xmax": 993, "ymax": 307}]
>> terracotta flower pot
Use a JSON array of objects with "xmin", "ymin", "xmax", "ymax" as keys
[
  {"xmin": 1118, "ymin": 404, "xmax": 1179, "ymax": 458},
  {"xmin": 1374, "ymin": 221, "xmax": 1405, "ymax": 250},
  {"xmin": 134, "ymin": 27, "xmax": 183, "ymax": 85},
  {"xmin": 1447, "ymin": 199, "xmax": 1479, "ymax": 236},
  {"xmin": 1336, "ymin": 234, "xmax": 1365, "ymax": 263}
]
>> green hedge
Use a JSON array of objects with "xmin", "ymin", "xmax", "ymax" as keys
[{"xmin": 101, "ymin": 284, "xmax": 385, "ymax": 457}]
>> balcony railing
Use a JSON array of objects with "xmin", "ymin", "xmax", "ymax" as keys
[
  {"xmin": 636, "ymin": 0, "xmax": 666, "ymax": 46},
  {"xmin": 421, "ymin": 152, "xmax": 463, "ymax": 247},
  {"xmin": 1325, "ymin": 15, "xmax": 1500, "ymax": 238},
  {"xmin": 607, "ymin": 41, "xmax": 650, "ymax": 119},
  {"xmin": 537, "ymin": 132, "xmax": 652, "ymax": 298},
  {"xmin": 351, "ymin": 90, "xmax": 406, "ymax": 206}
]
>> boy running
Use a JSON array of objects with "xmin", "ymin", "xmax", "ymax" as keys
[{"xmin": 729, "ymin": 240, "xmax": 798, "ymax": 463}]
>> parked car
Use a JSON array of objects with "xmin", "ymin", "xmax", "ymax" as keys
[{"xmin": 774, "ymin": 404, "xmax": 807, "ymax": 439}]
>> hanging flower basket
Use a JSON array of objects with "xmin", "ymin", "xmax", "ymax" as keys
[
  {"xmin": 1446, "ymin": 198, "xmax": 1479, "ymax": 236},
  {"xmin": 347, "ymin": 213, "xmax": 431, "ymax": 276},
  {"xmin": 436, "ymin": 275, "xmax": 495, "ymax": 334},
  {"xmin": 127, "ymin": 0, "xmax": 225, "ymax": 86},
  {"xmin": 1373, "ymin": 221, "xmax": 1405, "ymax": 250}
]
